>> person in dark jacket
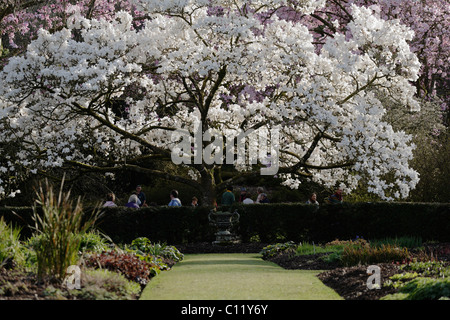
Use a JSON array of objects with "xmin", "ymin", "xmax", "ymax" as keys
[{"xmin": 221, "ymin": 186, "xmax": 235, "ymax": 205}]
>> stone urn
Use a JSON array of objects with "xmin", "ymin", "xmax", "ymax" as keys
[{"xmin": 208, "ymin": 209, "xmax": 240, "ymax": 245}]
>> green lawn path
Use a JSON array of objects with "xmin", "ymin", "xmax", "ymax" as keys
[{"xmin": 140, "ymin": 253, "xmax": 342, "ymax": 300}]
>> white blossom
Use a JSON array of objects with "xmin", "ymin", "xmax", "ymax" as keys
[{"xmin": 0, "ymin": 1, "xmax": 422, "ymax": 200}]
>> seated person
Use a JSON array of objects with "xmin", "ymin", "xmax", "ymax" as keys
[
  {"xmin": 168, "ymin": 190, "xmax": 182, "ymax": 206},
  {"xmin": 242, "ymin": 194, "xmax": 254, "ymax": 204},
  {"xmin": 259, "ymin": 193, "xmax": 270, "ymax": 203},
  {"xmin": 327, "ymin": 188, "xmax": 343, "ymax": 204},
  {"xmin": 103, "ymin": 193, "xmax": 117, "ymax": 207},
  {"xmin": 125, "ymin": 194, "xmax": 140, "ymax": 209}
]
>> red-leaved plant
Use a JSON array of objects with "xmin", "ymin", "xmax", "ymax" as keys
[{"xmin": 85, "ymin": 251, "xmax": 160, "ymax": 286}]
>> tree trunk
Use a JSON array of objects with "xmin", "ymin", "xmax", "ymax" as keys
[{"xmin": 199, "ymin": 167, "xmax": 217, "ymax": 206}]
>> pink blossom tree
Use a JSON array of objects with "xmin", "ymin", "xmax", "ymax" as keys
[
  {"xmin": 301, "ymin": 0, "xmax": 449, "ymax": 116},
  {"xmin": 1, "ymin": 0, "xmax": 143, "ymax": 60}
]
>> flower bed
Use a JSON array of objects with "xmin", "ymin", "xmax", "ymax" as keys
[
  {"xmin": 0, "ymin": 231, "xmax": 183, "ymax": 300},
  {"xmin": 262, "ymin": 240, "xmax": 450, "ymax": 300}
]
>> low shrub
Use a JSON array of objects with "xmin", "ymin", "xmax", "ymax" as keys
[
  {"xmin": 296, "ymin": 242, "xmax": 337, "ymax": 256},
  {"xmin": 85, "ymin": 251, "xmax": 161, "ymax": 286},
  {"xmin": 383, "ymin": 260, "xmax": 450, "ymax": 299},
  {"xmin": 129, "ymin": 237, "xmax": 184, "ymax": 263},
  {"xmin": 317, "ymin": 238, "xmax": 370, "ymax": 265},
  {"xmin": 79, "ymin": 231, "xmax": 111, "ymax": 253},
  {"xmin": 73, "ymin": 269, "xmax": 141, "ymax": 300},
  {"xmin": 325, "ymin": 237, "xmax": 369, "ymax": 249},
  {"xmin": 160, "ymin": 245, "xmax": 184, "ymax": 263},
  {"xmin": 129, "ymin": 237, "xmax": 153, "ymax": 253},
  {"xmin": 40, "ymin": 269, "xmax": 141, "ymax": 300},
  {"xmin": 341, "ymin": 244, "xmax": 410, "ymax": 267},
  {"xmin": 260, "ymin": 241, "xmax": 298, "ymax": 259},
  {"xmin": 382, "ymin": 277, "xmax": 450, "ymax": 300},
  {"xmin": 384, "ymin": 272, "xmax": 420, "ymax": 289},
  {"xmin": 400, "ymin": 260, "xmax": 450, "ymax": 277}
]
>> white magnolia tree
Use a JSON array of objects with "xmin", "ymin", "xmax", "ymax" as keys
[{"xmin": 0, "ymin": 0, "xmax": 421, "ymax": 204}]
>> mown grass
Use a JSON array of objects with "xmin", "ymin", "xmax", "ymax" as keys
[{"xmin": 140, "ymin": 253, "xmax": 342, "ymax": 300}]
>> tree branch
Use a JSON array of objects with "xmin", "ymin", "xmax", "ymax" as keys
[
  {"xmin": 71, "ymin": 101, "xmax": 171, "ymax": 158},
  {"xmin": 66, "ymin": 161, "xmax": 202, "ymax": 189}
]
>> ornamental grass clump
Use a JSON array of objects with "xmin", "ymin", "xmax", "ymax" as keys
[
  {"xmin": 341, "ymin": 243, "xmax": 410, "ymax": 267},
  {"xmin": 0, "ymin": 217, "xmax": 24, "ymax": 269},
  {"xmin": 31, "ymin": 178, "xmax": 101, "ymax": 282}
]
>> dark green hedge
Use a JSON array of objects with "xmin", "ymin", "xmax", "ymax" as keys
[
  {"xmin": 1, "ymin": 202, "xmax": 449, "ymax": 244},
  {"xmin": 233, "ymin": 202, "xmax": 450, "ymax": 243},
  {"xmin": 0, "ymin": 205, "xmax": 214, "ymax": 244}
]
